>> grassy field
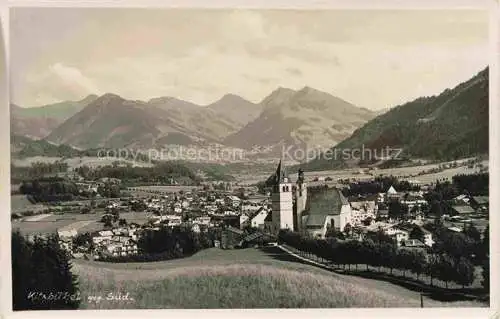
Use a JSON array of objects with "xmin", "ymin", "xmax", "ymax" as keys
[
  {"xmin": 73, "ymin": 247, "xmax": 486, "ymax": 309},
  {"xmin": 237, "ymin": 158, "xmax": 487, "ymax": 186},
  {"xmin": 12, "ymin": 209, "xmax": 152, "ymax": 235},
  {"xmin": 12, "ymin": 211, "xmax": 101, "ymax": 235},
  {"xmin": 11, "ymin": 195, "xmax": 48, "ymax": 214}
]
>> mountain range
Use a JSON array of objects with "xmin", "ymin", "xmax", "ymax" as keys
[
  {"xmin": 11, "ymin": 68, "xmax": 489, "ymax": 165},
  {"xmin": 303, "ymin": 67, "xmax": 489, "ymax": 170},
  {"xmin": 11, "ymin": 87, "xmax": 375, "ymax": 153},
  {"xmin": 10, "ymin": 94, "xmax": 98, "ymax": 139}
]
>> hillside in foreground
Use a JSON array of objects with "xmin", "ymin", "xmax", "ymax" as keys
[{"xmin": 73, "ymin": 247, "xmax": 485, "ymax": 309}]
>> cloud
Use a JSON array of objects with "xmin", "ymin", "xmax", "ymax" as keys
[
  {"xmin": 49, "ymin": 62, "xmax": 101, "ymax": 96},
  {"xmin": 10, "ymin": 9, "xmax": 488, "ymax": 109},
  {"xmin": 16, "ymin": 63, "xmax": 102, "ymax": 105}
]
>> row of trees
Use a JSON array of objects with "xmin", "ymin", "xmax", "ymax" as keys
[
  {"xmin": 342, "ymin": 175, "xmax": 420, "ymax": 198},
  {"xmin": 423, "ymin": 173, "xmax": 489, "ymax": 218},
  {"xmin": 19, "ymin": 177, "xmax": 80, "ymax": 202},
  {"xmin": 11, "ymin": 162, "xmax": 69, "ymax": 184},
  {"xmin": 12, "ymin": 231, "xmax": 80, "ymax": 310},
  {"xmin": 18, "ymin": 177, "xmax": 123, "ymax": 204},
  {"xmin": 278, "ymin": 230, "xmax": 482, "ymax": 290},
  {"xmin": 74, "ymin": 162, "xmax": 201, "ymax": 185},
  {"xmin": 452, "ymin": 173, "xmax": 488, "ymax": 196}
]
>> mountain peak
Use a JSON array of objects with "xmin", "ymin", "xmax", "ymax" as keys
[
  {"xmin": 297, "ymin": 86, "xmax": 328, "ymax": 96},
  {"xmin": 260, "ymin": 87, "xmax": 296, "ymax": 105},
  {"xmin": 275, "ymin": 86, "xmax": 295, "ymax": 94},
  {"xmin": 148, "ymin": 96, "xmax": 176, "ymax": 104},
  {"xmin": 79, "ymin": 94, "xmax": 99, "ymax": 104},
  {"xmin": 220, "ymin": 93, "xmax": 243, "ymax": 101},
  {"xmin": 96, "ymin": 93, "xmax": 125, "ymax": 103},
  {"xmin": 211, "ymin": 93, "xmax": 253, "ymax": 106}
]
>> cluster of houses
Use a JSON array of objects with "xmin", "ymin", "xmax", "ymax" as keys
[
  {"xmin": 91, "ymin": 227, "xmax": 139, "ymax": 259},
  {"xmin": 52, "ymin": 187, "xmax": 271, "ymax": 257},
  {"xmin": 450, "ymin": 194, "xmax": 489, "ymax": 220},
  {"xmin": 47, "ymin": 160, "xmax": 488, "ymax": 258},
  {"xmin": 57, "ymin": 224, "xmax": 140, "ymax": 259}
]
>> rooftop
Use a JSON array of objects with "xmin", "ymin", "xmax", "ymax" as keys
[
  {"xmin": 472, "ymin": 196, "xmax": 489, "ymax": 205},
  {"xmin": 303, "ymin": 188, "xmax": 347, "ymax": 227},
  {"xmin": 451, "ymin": 205, "xmax": 476, "ymax": 214}
]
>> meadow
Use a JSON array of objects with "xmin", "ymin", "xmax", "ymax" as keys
[
  {"xmin": 73, "ymin": 247, "xmax": 486, "ymax": 309},
  {"xmin": 11, "ymin": 195, "xmax": 48, "ymax": 214},
  {"xmin": 12, "ymin": 209, "xmax": 151, "ymax": 235}
]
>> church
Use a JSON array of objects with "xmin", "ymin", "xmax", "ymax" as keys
[
  {"xmin": 266, "ymin": 160, "xmax": 352, "ymax": 239},
  {"xmin": 265, "ymin": 160, "xmax": 307, "ymax": 235}
]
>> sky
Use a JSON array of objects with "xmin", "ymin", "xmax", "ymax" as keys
[{"xmin": 10, "ymin": 8, "xmax": 489, "ymax": 110}]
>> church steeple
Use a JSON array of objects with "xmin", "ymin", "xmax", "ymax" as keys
[
  {"xmin": 274, "ymin": 159, "xmax": 288, "ymax": 184},
  {"xmin": 270, "ymin": 159, "xmax": 294, "ymax": 234},
  {"xmin": 297, "ymin": 168, "xmax": 304, "ymax": 185}
]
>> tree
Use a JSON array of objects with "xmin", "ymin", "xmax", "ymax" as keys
[
  {"xmin": 409, "ymin": 250, "xmax": 427, "ymax": 281},
  {"xmin": 395, "ymin": 249, "xmax": 413, "ymax": 278},
  {"xmin": 72, "ymin": 232, "xmax": 92, "ymax": 249},
  {"xmin": 479, "ymin": 225, "xmax": 490, "ymax": 291},
  {"xmin": 131, "ymin": 200, "xmax": 147, "ymax": 212},
  {"xmin": 101, "ymin": 215, "xmax": 113, "ymax": 228},
  {"xmin": 360, "ymin": 239, "xmax": 376, "ymax": 271},
  {"xmin": 379, "ymin": 242, "xmax": 396, "ymax": 274},
  {"xmin": 11, "ymin": 231, "xmax": 80, "ymax": 310},
  {"xmin": 454, "ymin": 257, "xmax": 475, "ymax": 288},
  {"xmin": 343, "ymin": 223, "xmax": 352, "ymax": 236},
  {"xmin": 463, "ymin": 224, "xmax": 481, "ymax": 242},
  {"xmin": 118, "ymin": 218, "xmax": 127, "ymax": 226},
  {"xmin": 437, "ymin": 231, "xmax": 475, "ymax": 262},
  {"xmin": 98, "ymin": 182, "xmax": 121, "ymax": 198},
  {"xmin": 429, "ymin": 200, "xmax": 443, "ymax": 218},
  {"xmin": 481, "ymin": 258, "xmax": 490, "ymax": 291},
  {"xmin": 362, "ymin": 216, "xmax": 373, "ymax": 226},
  {"xmin": 388, "ymin": 201, "xmax": 407, "ymax": 220},
  {"xmin": 436, "ymin": 254, "xmax": 455, "ymax": 289},
  {"xmin": 426, "ymin": 253, "xmax": 439, "ymax": 287}
]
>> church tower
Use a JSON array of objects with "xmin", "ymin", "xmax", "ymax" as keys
[
  {"xmin": 271, "ymin": 160, "xmax": 294, "ymax": 234},
  {"xmin": 295, "ymin": 168, "xmax": 307, "ymax": 232}
]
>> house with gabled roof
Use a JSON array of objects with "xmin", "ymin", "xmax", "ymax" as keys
[{"xmin": 249, "ymin": 207, "xmax": 269, "ymax": 229}]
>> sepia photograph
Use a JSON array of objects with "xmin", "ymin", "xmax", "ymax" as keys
[{"xmin": 6, "ymin": 4, "xmax": 494, "ymax": 313}]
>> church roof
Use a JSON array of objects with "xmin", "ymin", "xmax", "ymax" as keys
[
  {"xmin": 387, "ymin": 186, "xmax": 398, "ymax": 194},
  {"xmin": 303, "ymin": 188, "xmax": 346, "ymax": 227},
  {"xmin": 273, "ymin": 160, "xmax": 289, "ymax": 184}
]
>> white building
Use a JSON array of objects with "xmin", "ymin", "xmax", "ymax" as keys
[
  {"xmin": 250, "ymin": 207, "xmax": 269, "ymax": 229},
  {"xmin": 270, "ymin": 161, "xmax": 294, "ymax": 234}
]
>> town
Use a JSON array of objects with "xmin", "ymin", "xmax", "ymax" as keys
[{"xmin": 12, "ymin": 158, "xmax": 489, "ymax": 276}]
